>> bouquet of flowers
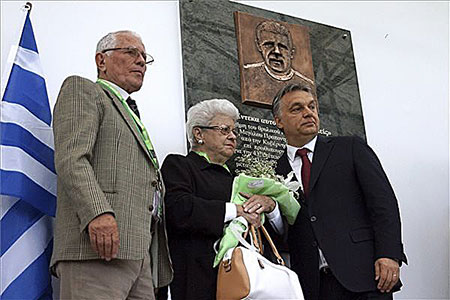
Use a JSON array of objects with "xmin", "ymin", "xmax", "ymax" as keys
[{"xmin": 213, "ymin": 153, "xmax": 301, "ymax": 267}]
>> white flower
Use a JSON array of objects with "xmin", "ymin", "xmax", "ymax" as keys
[{"xmin": 283, "ymin": 171, "xmax": 302, "ymax": 192}]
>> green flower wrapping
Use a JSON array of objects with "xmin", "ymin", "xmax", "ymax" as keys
[{"xmin": 213, "ymin": 173, "xmax": 301, "ymax": 267}]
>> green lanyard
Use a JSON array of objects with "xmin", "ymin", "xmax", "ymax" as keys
[{"xmin": 97, "ymin": 79, "xmax": 159, "ymax": 170}]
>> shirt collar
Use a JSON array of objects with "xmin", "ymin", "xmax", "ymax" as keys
[
  {"xmin": 102, "ymin": 80, "xmax": 130, "ymax": 100},
  {"xmin": 193, "ymin": 151, "xmax": 231, "ymax": 173},
  {"xmin": 286, "ymin": 135, "xmax": 318, "ymax": 162}
]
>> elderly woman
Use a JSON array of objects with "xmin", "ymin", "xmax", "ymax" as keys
[{"xmin": 161, "ymin": 99, "xmax": 277, "ymax": 300}]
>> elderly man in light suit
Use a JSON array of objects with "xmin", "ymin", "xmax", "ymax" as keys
[{"xmin": 51, "ymin": 30, "xmax": 172, "ymax": 299}]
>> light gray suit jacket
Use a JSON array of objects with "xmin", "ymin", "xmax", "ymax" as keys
[{"xmin": 51, "ymin": 75, "xmax": 172, "ymax": 287}]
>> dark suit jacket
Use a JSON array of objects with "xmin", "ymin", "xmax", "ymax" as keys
[
  {"xmin": 161, "ymin": 152, "xmax": 233, "ymax": 300},
  {"xmin": 275, "ymin": 136, "xmax": 406, "ymax": 300}
]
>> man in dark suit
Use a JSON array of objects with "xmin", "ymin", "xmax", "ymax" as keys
[{"xmin": 272, "ymin": 83, "xmax": 407, "ymax": 299}]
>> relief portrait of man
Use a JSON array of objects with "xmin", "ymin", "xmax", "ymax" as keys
[{"xmin": 235, "ymin": 12, "xmax": 316, "ymax": 108}]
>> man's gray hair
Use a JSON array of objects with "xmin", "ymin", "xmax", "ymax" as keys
[
  {"xmin": 256, "ymin": 21, "xmax": 293, "ymax": 49},
  {"xmin": 272, "ymin": 82, "xmax": 314, "ymax": 118},
  {"xmin": 96, "ymin": 30, "xmax": 142, "ymax": 54},
  {"xmin": 186, "ymin": 99, "xmax": 240, "ymax": 148}
]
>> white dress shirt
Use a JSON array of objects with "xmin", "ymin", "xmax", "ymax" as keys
[
  {"xmin": 286, "ymin": 136, "xmax": 328, "ymax": 269},
  {"xmin": 103, "ymin": 80, "xmax": 130, "ymax": 100}
]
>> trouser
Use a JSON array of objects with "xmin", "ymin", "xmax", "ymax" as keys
[
  {"xmin": 319, "ymin": 267, "xmax": 393, "ymax": 300},
  {"xmin": 56, "ymin": 252, "xmax": 154, "ymax": 300}
]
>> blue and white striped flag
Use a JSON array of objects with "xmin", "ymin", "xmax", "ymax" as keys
[{"xmin": 1, "ymin": 7, "xmax": 56, "ymax": 300}]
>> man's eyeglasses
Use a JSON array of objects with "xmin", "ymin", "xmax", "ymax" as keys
[
  {"xmin": 197, "ymin": 125, "xmax": 239, "ymax": 137},
  {"xmin": 102, "ymin": 47, "xmax": 154, "ymax": 65}
]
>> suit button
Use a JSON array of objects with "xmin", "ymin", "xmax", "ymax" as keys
[
  {"xmin": 149, "ymin": 204, "xmax": 154, "ymax": 211},
  {"xmin": 151, "ymin": 180, "xmax": 158, "ymax": 187},
  {"xmin": 312, "ymin": 241, "xmax": 318, "ymax": 247},
  {"xmin": 310, "ymin": 216, "xmax": 317, "ymax": 222}
]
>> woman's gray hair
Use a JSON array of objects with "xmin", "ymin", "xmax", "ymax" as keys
[
  {"xmin": 186, "ymin": 99, "xmax": 239, "ymax": 148},
  {"xmin": 95, "ymin": 30, "xmax": 142, "ymax": 54}
]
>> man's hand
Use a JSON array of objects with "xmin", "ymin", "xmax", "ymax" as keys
[
  {"xmin": 375, "ymin": 257, "xmax": 399, "ymax": 293},
  {"xmin": 240, "ymin": 192, "xmax": 276, "ymax": 214},
  {"xmin": 88, "ymin": 213, "xmax": 119, "ymax": 261}
]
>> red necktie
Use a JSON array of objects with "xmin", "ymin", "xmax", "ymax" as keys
[{"xmin": 297, "ymin": 148, "xmax": 311, "ymax": 197}]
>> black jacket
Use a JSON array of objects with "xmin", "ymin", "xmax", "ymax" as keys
[
  {"xmin": 161, "ymin": 152, "xmax": 233, "ymax": 300},
  {"xmin": 276, "ymin": 136, "xmax": 407, "ymax": 300}
]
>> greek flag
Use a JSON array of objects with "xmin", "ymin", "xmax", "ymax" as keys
[{"xmin": 1, "ymin": 8, "xmax": 56, "ymax": 300}]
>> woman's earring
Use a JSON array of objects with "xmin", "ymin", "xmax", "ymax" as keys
[{"xmin": 198, "ymin": 139, "xmax": 204, "ymax": 145}]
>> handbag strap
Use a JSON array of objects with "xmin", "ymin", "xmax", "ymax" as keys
[
  {"xmin": 249, "ymin": 226, "xmax": 263, "ymax": 254},
  {"xmin": 251, "ymin": 225, "xmax": 286, "ymax": 266},
  {"xmin": 214, "ymin": 216, "xmax": 250, "ymax": 255},
  {"xmin": 229, "ymin": 221, "xmax": 258, "ymax": 252},
  {"xmin": 228, "ymin": 221, "xmax": 286, "ymax": 266}
]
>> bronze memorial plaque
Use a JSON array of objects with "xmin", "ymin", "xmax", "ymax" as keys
[
  {"xmin": 234, "ymin": 11, "xmax": 316, "ymax": 108},
  {"xmin": 180, "ymin": 0, "xmax": 366, "ymax": 169}
]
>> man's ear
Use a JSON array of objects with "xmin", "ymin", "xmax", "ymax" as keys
[
  {"xmin": 95, "ymin": 53, "xmax": 107, "ymax": 72},
  {"xmin": 255, "ymin": 39, "xmax": 262, "ymax": 52},
  {"xmin": 274, "ymin": 116, "xmax": 283, "ymax": 130}
]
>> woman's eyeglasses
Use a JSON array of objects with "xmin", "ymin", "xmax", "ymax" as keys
[{"xmin": 197, "ymin": 125, "xmax": 239, "ymax": 137}]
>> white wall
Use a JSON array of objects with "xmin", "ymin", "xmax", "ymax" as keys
[
  {"xmin": 1, "ymin": 0, "xmax": 187, "ymax": 162},
  {"xmin": 2, "ymin": 1, "xmax": 449, "ymax": 299}
]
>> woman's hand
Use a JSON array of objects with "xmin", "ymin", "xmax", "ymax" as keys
[
  {"xmin": 236, "ymin": 204, "xmax": 261, "ymax": 228},
  {"xmin": 240, "ymin": 192, "xmax": 276, "ymax": 214}
]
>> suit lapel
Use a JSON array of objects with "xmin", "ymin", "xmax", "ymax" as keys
[
  {"xmin": 100, "ymin": 85, "xmax": 153, "ymax": 162},
  {"xmin": 277, "ymin": 151, "xmax": 294, "ymax": 178},
  {"xmin": 310, "ymin": 136, "xmax": 334, "ymax": 193}
]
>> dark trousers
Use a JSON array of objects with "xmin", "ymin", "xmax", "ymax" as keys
[
  {"xmin": 319, "ymin": 268, "xmax": 393, "ymax": 300},
  {"xmin": 156, "ymin": 286, "xmax": 168, "ymax": 300}
]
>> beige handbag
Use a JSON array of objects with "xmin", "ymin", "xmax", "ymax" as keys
[{"xmin": 216, "ymin": 225, "xmax": 304, "ymax": 300}]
